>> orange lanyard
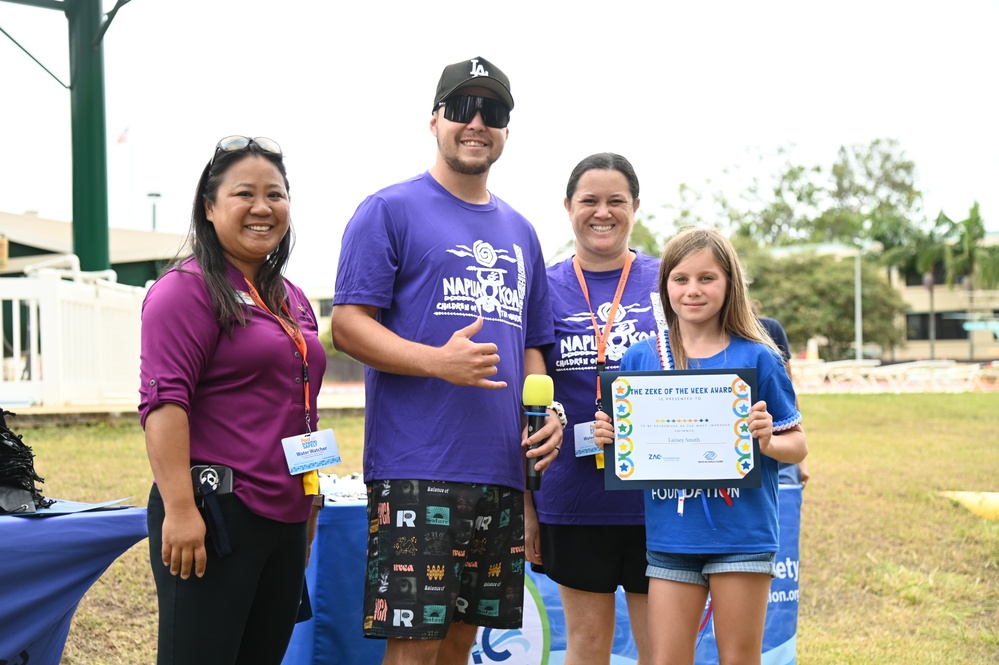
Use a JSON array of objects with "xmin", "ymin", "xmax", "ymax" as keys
[
  {"xmin": 572, "ymin": 252, "xmax": 634, "ymax": 407},
  {"xmin": 244, "ymin": 279, "xmax": 311, "ymax": 433}
]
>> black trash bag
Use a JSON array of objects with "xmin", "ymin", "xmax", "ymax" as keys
[
  {"xmin": 0, "ymin": 485, "xmax": 35, "ymax": 513},
  {"xmin": 0, "ymin": 409, "xmax": 55, "ymax": 513}
]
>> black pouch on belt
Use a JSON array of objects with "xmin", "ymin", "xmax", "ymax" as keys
[{"xmin": 192, "ymin": 465, "xmax": 233, "ymax": 558}]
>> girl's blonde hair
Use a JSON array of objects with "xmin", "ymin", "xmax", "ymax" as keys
[{"xmin": 657, "ymin": 228, "xmax": 779, "ymax": 369}]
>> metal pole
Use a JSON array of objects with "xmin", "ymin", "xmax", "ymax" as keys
[
  {"xmin": 8, "ymin": 0, "xmax": 132, "ymax": 270},
  {"xmin": 148, "ymin": 192, "xmax": 161, "ymax": 232},
  {"xmin": 968, "ymin": 286, "xmax": 975, "ymax": 362},
  {"xmin": 923, "ymin": 272, "xmax": 936, "ymax": 360},
  {"xmin": 929, "ymin": 286, "xmax": 936, "ymax": 360},
  {"xmin": 854, "ymin": 250, "xmax": 863, "ymax": 361},
  {"xmin": 66, "ymin": 0, "xmax": 110, "ymax": 271}
]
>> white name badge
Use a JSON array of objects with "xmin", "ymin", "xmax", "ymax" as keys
[
  {"xmin": 281, "ymin": 428, "xmax": 341, "ymax": 475},
  {"xmin": 574, "ymin": 421, "xmax": 602, "ymax": 457}
]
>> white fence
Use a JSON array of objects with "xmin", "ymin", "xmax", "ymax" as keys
[
  {"xmin": 0, "ymin": 257, "xmax": 145, "ymax": 408},
  {"xmin": 3, "ymin": 257, "xmax": 996, "ymax": 408},
  {"xmin": 791, "ymin": 358, "xmax": 997, "ymax": 393}
]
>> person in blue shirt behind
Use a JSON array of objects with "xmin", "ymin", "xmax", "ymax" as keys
[
  {"xmin": 594, "ymin": 227, "xmax": 807, "ymax": 665},
  {"xmin": 751, "ymin": 299, "xmax": 810, "ymax": 488}
]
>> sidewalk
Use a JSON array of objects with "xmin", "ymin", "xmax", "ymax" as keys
[
  {"xmin": 318, "ymin": 383, "xmax": 365, "ymax": 410},
  {"xmin": 4, "ymin": 383, "xmax": 366, "ymax": 426}
]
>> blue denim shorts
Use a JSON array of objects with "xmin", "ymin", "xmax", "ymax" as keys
[{"xmin": 646, "ymin": 550, "xmax": 776, "ymax": 588}]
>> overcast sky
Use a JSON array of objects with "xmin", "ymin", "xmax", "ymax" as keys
[{"xmin": 2, "ymin": 0, "xmax": 997, "ymax": 290}]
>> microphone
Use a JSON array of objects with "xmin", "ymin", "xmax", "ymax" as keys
[{"xmin": 523, "ymin": 374, "xmax": 554, "ymax": 491}]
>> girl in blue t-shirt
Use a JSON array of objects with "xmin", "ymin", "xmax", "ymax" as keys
[{"xmin": 594, "ymin": 227, "xmax": 807, "ymax": 664}]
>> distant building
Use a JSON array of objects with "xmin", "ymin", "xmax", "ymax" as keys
[
  {"xmin": 0, "ymin": 211, "xmax": 186, "ymax": 287},
  {"xmin": 765, "ymin": 238, "xmax": 999, "ymax": 362},
  {"xmin": 893, "ymin": 266, "xmax": 999, "ymax": 362}
]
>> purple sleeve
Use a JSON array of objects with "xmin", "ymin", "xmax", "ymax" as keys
[
  {"xmin": 523, "ymin": 231, "xmax": 554, "ymax": 350},
  {"xmin": 333, "ymin": 195, "xmax": 399, "ymax": 308},
  {"xmin": 138, "ymin": 269, "xmax": 220, "ymax": 428}
]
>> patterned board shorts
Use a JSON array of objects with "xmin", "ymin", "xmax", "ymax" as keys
[{"xmin": 362, "ymin": 479, "xmax": 525, "ymax": 640}]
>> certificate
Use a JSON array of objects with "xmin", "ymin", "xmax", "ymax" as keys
[{"xmin": 600, "ymin": 369, "xmax": 761, "ymax": 490}]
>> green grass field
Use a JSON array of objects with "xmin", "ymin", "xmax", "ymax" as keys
[{"xmin": 11, "ymin": 394, "xmax": 999, "ymax": 664}]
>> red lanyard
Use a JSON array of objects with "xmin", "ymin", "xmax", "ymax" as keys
[
  {"xmin": 572, "ymin": 252, "xmax": 634, "ymax": 406},
  {"xmin": 244, "ymin": 279, "xmax": 311, "ymax": 433}
]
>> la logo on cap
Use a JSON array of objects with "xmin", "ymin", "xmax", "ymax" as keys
[{"xmin": 468, "ymin": 58, "xmax": 490, "ymax": 77}]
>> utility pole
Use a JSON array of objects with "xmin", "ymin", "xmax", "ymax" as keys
[
  {"xmin": 854, "ymin": 251, "xmax": 863, "ymax": 361},
  {"xmin": 67, "ymin": 0, "xmax": 109, "ymax": 271},
  {"xmin": 923, "ymin": 271, "xmax": 936, "ymax": 360},
  {"xmin": 3, "ymin": 0, "xmax": 130, "ymax": 271}
]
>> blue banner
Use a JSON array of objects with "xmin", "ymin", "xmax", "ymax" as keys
[
  {"xmin": 287, "ymin": 486, "xmax": 802, "ymax": 664},
  {"xmin": 469, "ymin": 485, "xmax": 802, "ymax": 664}
]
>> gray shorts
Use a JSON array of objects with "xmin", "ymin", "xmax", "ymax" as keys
[{"xmin": 646, "ymin": 550, "xmax": 776, "ymax": 588}]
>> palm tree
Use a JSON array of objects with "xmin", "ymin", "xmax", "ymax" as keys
[
  {"xmin": 940, "ymin": 203, "xmax": 999, "ymax": 360},
  {"xmin": 914, "ymin": 222, "xmax": 948, "ymax": 359},
  {"xmin": 881, "ymin": 214, "xmax": 949, "ymax": 359}
]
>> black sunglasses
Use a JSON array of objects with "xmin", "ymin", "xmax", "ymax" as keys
[
  {"xmin": 438, "ymin": 95, "xmax": 511, "ymax": 129},
  {"xmin": 210, "ymin": 135, "xmax": 282, "ymax": 167}
]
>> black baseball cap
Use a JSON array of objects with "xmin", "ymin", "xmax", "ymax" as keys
[{"xmin": 432, "ymin": 56, "xmax": 514, "ymax": 112}]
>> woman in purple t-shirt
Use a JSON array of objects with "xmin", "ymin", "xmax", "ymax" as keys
[
  {"xmin": 139, "ymin": 137, "xmax": 326, "ymax": 665},
  {"xmin": 529, "ymin": 153, "xmax": 662, "ymax": 664}
]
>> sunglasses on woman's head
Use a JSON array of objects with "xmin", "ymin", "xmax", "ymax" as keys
[
  {"xmin": 210, "ymin": 136, "xmax": 282, "ymax": 167},
  {"xmin": 438, "ymin": 95, "xmax": 511, "ymax": 129}
]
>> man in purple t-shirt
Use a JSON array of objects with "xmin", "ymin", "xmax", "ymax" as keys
[{"xmin": 331, "ymin": 56, "xmax": 561, "ymax": 664}]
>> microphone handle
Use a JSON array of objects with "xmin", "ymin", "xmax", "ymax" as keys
[{"xmin": 525, "ymin": 406, "xmax": 547, "ymax": 491}]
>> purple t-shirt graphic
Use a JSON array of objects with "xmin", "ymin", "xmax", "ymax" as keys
[
  {"xmin": 334, "ymin": 172, "xmax": 554, "ymax": 490},
  {"xmin": 535, "ymin": 252, "xmax": 664, "ymax": 525}
]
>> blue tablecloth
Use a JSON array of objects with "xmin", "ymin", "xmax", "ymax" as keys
[
  {"xmin": 284, "ymin": 486, "xmax": 803, "ymax": 664},
  {"xmin": 283, "ymin": 500, "xmax": 383, "ymax": 665},
  {"xmin": 0, "ymin": 507, "xmax": 149, "ymax": 665}
]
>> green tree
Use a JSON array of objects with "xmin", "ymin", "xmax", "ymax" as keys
[
  {"xmin": 828, "ymin": 138, "xmax": 924, "ymax": 251},
  {"xmin": 881, "ymin": 213, "xmax": 951, "ymax": 358},
  {"xmin": 940, "ymin": 202, "xmax": 999, "ymax": 359},
  {"xmin": 709, "ymin": 139, "xmax": 924, "ymax": 250},
  {"xmin": 663, "ymin": 181, "xmax": 722, "ymax": 233},
  {"xmin": 806, "ymin": 207, "xmax": 866, "ymax": 245},
  {"xmin": 749, "ymin": 252, "xmax": 908, "ymax": 360},
  {"xmin": 880, "ymin": 202, "xmax": 999, "ymax": 294},
  {"xmin": 718, "ymin": 145, "xmax": 825, "ymax": 246},
  {"xmin": 942, "ymin": 202, "xmax": 998, "ymax": 289},
  {"xmin": 880, "ymin": 211, "xmax": 949, "ymax": 281},
  {"xmin": 630, "ymin": 215, "xmax": 663, "ymax": 257}
]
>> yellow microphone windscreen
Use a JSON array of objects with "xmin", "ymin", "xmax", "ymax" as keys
[{"xmin": 522, "ymin": 374, "xmax": 554, "ymax": 407}]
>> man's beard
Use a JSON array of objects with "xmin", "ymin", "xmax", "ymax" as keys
[
  {"xmin": 439, "ymin": 137, "xmax": 498, "ymax": 176},
  {"xmin": 444, "ymin": 153, "xmax": 492, "ymax": 175}
]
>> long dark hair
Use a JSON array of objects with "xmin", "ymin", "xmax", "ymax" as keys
[{"xmin": 176, "ymin": 142, "xmax": 295, "ymax": 335}]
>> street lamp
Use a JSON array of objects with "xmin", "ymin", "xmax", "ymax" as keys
[
  {"xmin": 923, "ymin": 271, "xmax": 936, "ymax": 359},
  {"xmin": 147, "ymin": 192, "xmax": 161, "ymax": 232},
  {"xmin": 853, "ymin": 240, "xmax": 882, "ymax": 361}
]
